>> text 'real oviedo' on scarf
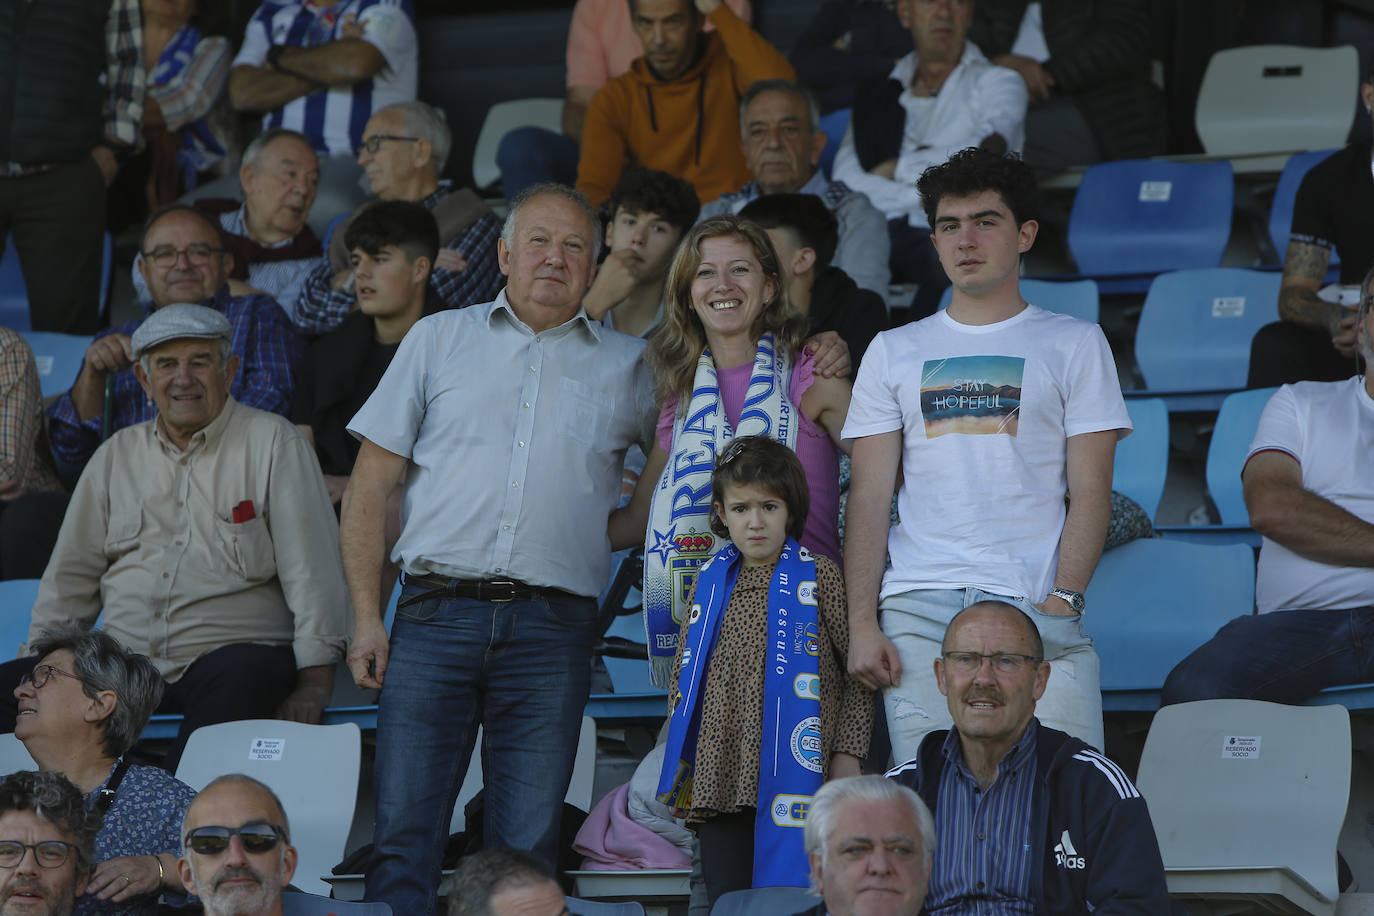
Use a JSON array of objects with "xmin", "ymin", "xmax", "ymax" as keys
[
  {"xmin": 643, "ymin": 333, "xmax": 799, "ymax": 688},
  {"xmin": 657, "ymin": 538, "xmax": 823, "ymax": 887}
]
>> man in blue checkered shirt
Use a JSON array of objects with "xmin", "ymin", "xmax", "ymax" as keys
[{"xmin": 47, "ymin": 205, "xmax": 303, "ymax": 475}]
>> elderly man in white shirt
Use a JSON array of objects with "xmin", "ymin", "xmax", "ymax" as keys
[
  {"xmin": 341, "ymin": 182, "xmax": 654, "ymax": 916},
  {"xmin": 832, "ymin": 0, "xmax": 1026, "ymax": 315}
]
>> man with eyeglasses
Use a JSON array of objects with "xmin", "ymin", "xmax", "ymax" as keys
[
  {"xmin": 0, "ymin": 770, "xmax": 100, "ymax": 916},
  {"xmin": 178, "ymin": 775, "xmax": 297, "ymax": 916},
  {"xmin": 138, "ymin": 129, "xmax": 324, "ymax": 328},
  {"xmin": 886, "ymin": 601, "xmax": 1168, "ymax": 914},
  {"xmin": 295, "ymin": 101, "xmax": 504, "ymax": 335},
  {"xmin": 46, "ymin": 204, "xmax": 303, "ymax": 477}
]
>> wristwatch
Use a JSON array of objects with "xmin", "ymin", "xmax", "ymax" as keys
[{"xmin": 1049, "ymin": 587, "xmax": 1085, "ymax": 613}]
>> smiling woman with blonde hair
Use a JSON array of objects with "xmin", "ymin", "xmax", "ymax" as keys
[{"xmin": 610, "ymin": 214, "xmax": 853, "ymax": 686}]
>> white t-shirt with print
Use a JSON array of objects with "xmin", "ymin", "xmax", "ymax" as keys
[
  {"xmin": 1248, "ymin": 376, "xmax": 1374, "ymax": 613},
  {"xmin": 842, "ymin": 305, "xmax": 1131, "ymax": 604}
]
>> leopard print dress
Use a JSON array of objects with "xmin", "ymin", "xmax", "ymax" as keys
[{"xmin": 668, "ymin": 553, "xmax": 874, "ymax": 822}]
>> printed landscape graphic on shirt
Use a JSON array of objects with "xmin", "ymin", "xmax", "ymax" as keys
[{"xmin": 919, "ymin": 355, "xmax": 1024, "ymax": 438}]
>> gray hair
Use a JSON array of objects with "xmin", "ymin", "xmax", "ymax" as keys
[
  {"xmin": 29, "ymin": 625, "xmax": 164, "ymax": 759},
  {"xmin": 447, "ymin": 848, "xmax": 558, "ymax": 916},
  {"xmin": 242, "ymin": 127, "xmax": 314, "ymax": 173},
  {"xmin": 739, "ymin": 78, "xmax": 822, "ymax": 137},
  {"xmin": 804, "ymin": 775, "xmax": 936, "ymax": 894},
  {"xmin": 183, "ymin": 774, "xmax": 292, "ymax": 846},
  {"xmin": 500, "ymin": 182, "xmax": 601, "ymax": 262},
  {"xmin": 137, "ymin": 336, "xmax": 233, "ymax": 378},
  {"xmin": 378, "ymin": 101, "xmax": 452, "ymax": 174},
  {"xmin": 0, "ymin": 771, "xmax": 101, "ymax": 876}
]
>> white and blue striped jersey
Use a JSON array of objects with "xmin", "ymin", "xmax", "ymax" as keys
[{"xmin": 233, "ymin": 0, "xmax": 418, "ymax": 157}]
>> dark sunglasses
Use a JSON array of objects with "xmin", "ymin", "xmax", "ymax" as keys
[{"xmin": 184, "ymin": 823, "xmax": 286, "ymax": 856}]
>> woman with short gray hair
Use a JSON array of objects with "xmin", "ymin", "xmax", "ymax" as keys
[{"xmin": 11, "ymin": 625, "xmax": 196, "ymax": 916}]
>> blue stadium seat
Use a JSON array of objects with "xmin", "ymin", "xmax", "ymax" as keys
[
  {"xmin": 711, "ymin": 886, "xmax": 818, "ymax": 916},
  {"xmin": 817, "ymin": 108, "xmax": 850, "ymax": 178},
  {"xmin": 1090, "ymin": 539, "xmax": 1255, "ymax": 712},
  {"xmin": 1113, "ymin": 398, "xmax": 1168, "ymax": 522},
  {"xmin": 1067, "ymin": 159, "xmax": 1234, "ymax": 294},
  {"xmin": 0, "ymin": 233, "xmax": 112, "ymax": 331},
  {"xmin": 0, "ymin": 580, "xmax": 38, "ymax": 658},
  {"xmin": 939, "ymin": 277, "xmax": 1099, "ymax": 324},
  {"xmin": 1130, "ymin": 268, "xmax": 1280, "ymax": 412},
  {"xmin": 566, "ymin": 900, "xmax": 646, "ymax": 916},
  {"xmin": 1268, "ymin": 149, "xmax": 1339, "ymax": 278},
  {"xmin": 1207, "ymin": 387, "xmax": 1277, "ymax": 526},
  {"xmin": 20, "ymin": 331, "xmax": 92, "ymax": 399},
  {"xmin": 282, "ymin": 892, "xmax": 390, "ymax": 915}
]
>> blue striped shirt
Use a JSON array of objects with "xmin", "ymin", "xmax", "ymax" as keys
[
  {"xmin": 927, "ymin": 725, "xmax": 1038, "ymax": 915},
  {"xmin": 232, "ymin": 0, "xmax": 418, "ymax": 156}
]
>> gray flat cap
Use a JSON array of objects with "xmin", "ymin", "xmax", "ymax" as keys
[{"xmin": 131, "ymin": 303, "xmax": 232, "ymax": 360}]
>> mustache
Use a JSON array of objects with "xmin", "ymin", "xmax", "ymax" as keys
[{"xmin": 212, "ymin": 866, "xmax": 264, "ymax": 890}]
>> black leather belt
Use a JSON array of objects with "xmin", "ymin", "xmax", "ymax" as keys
[{"xmin": 399, "ymin": 573, "xmax": 570, "ymax": 608}]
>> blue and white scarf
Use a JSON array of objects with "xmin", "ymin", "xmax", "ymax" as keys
[
  {"xmin": 658, "ymin": 538, "xmax": 822, "ymax": 886},
  {"xmin": 643, "ymin": 334, "xmax": 798, "ymax": 687}
]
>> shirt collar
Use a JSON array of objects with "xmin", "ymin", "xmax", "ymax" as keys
[
  {"xmin": 941, "ymin": 717, "xmax": 1039, "ymax": 783},
  {"xmin": 419, "ymin": 180, "xmax": 453, "ymax": 211},
  {"xmin": 143, "ymin": 285, "xmax": 232, "ymax": 318},
  {"xmin": 798, "ymin": 170, "xmax": 830, "ymax": 196},
  {"xmin": 226, "ymin": 204, "xmax": 299, "ymax": 250},
  {"xmin": 486, "ymin": 288, "xmax": 603, "ymax": 342},
  {"xmin": 153, "ymin": 396, "xmax": 239, "ymax": 456},
  {"xmin": 891, "ymin": 40, "xmax": 985, "ymax": 87}
]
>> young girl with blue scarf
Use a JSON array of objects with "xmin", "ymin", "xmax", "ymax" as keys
[{"xmin": 658, "ymin": 436, "xmax": 874, "ymax": 906}]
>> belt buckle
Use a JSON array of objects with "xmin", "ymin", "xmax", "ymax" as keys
[{"xmin": 486, "ymin": 579, "xmax": 520, "ymax": 602}]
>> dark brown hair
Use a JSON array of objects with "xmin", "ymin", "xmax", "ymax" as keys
[{"xmin": 708, "ymin": 436, "xmax": 809, "ymax": 540}]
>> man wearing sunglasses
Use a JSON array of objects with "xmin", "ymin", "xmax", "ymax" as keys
[
  {"xmin": 886, "ymin": 602, "xmax": 1167, "ymax": 914},
  {"xmin": 178, "ymin": 775, "xmax": 297, "ymax": 916},
  {"xmin": 0, "ymin": 770, "xmax": 100, "ymax": 916}
]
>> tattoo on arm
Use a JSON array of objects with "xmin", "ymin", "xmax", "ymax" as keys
[{"xmin": 1278, "ymin": 241, "xmax": 1339, "ymax": 329}]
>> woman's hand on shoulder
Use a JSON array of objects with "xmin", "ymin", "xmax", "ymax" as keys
[{"xmin": 804, "ymin": 331, "xmax": 850, "ymax": 379}]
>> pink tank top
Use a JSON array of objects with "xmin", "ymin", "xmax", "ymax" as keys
[{"xmin": 657, "ymin": 348, "xmax": 841, "ymax": 564}]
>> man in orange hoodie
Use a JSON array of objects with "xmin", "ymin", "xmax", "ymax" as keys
[{"xmin": 576, "ymin": 0, "xmax": 794, "ymax": 208}]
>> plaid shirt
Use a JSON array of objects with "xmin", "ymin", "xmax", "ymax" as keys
[
  {"xmin": 47, "ymin": 288, "xmax": 303, "ymax": 470},
  {"xmin": 0, "ymin": 329, "xmax": 62, "ymax": 498},
  {"xmin": 105, "ymin": 0, "xmax": 145, "ymax": 150},
  {"xmin": 294, "ymin": 185, "xmax": 506, "ymax": 335}
]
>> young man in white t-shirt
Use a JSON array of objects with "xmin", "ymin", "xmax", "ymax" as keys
[
  {"xmin": 1162, "ymin": 270, "xmax": 1374, "ymax": 705},
  {"xmin": 842, "ymin": 148, "xmax": 1131, "ymax": 761}
]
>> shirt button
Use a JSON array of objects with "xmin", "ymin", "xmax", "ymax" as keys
[
  {"xmin": 502, "ymin": 525, "xmax": 510, "ymax": 531},
  {"xmin": 174, "ymin": 540, "xmax": 183, "ymax": 547},
  {"xmin": 523, "ymin": 402, "xmax": 530, "ymax": 408},
  {"xmin": 977, "ymin": 833, "xmax": 984, "ymax": 840},
  {"xmin": 977, "ymin": 881, "xmax": 985, "ymax": 890},
  {"xmin": 512, "ymin": 481, "xmax": 519, "ymax": 488},
  {"xmin": 495, "ymin": 567, "xmax": 502, "ymax": 572},
  {"xmin": 162, "ymin": 573, "xmax": 169, "ymax": 579},
  {"xmin": 529, "ymin": 366, "xmax": 536, "ymax": 372},
  {"xmin": 518, "ymin": 441, "xmax": 525, "ymax": 448}
]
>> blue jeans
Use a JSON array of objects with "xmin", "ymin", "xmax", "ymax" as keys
[
  {"xmin": 496, "ymin": 127, "xmax": 579, "ymax": 203},
  {"xmin": 364, "ymin": 582, "xmax": 597, "ymax": 916},
  {"xmin": 1161, "ymin": 606, "xmax": 1374, "ymax": 705}
]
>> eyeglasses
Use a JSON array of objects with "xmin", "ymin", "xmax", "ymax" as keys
[
  {"xmin": 0, "ymin": 841, "xmax": 78, "ymax": 869},
  {"xmin": 184, "ymin": 823, "xmax": 287, "ymax": 856},
  {"xmin": 19, "ymin": 664, "xmax": 83, "ymax": 690},
  {"xmin": 142, "ymin": 244, "xmax": 225, "ymax": 269},
  {"xmin": 356, "ymin": 134, "xmax": 420, "ymax": 155},
  {"xmin": 941, "ymin": 651, "xmax": 1043, "ymax": 675}
]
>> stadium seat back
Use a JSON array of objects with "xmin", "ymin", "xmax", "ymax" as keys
[
  {"xmin": 1068, "ymin": 159, "xmax": 1233, "ymax": 282},
  {"xmin": 1137, "ymin": 699, "xmax": 1348, "ymax": 915},
  {"xmin": 1268, "ymin": 149, "xmax": 1340, "ymax": 264},
  {"xmin": 1196, "ymin": 44, "xmax": 1357, "ymax": 157},
  {"xmin": 1207, "ymin": 387, "xmax": 1278, "ymax": 526},
  {"xmin": 282, "ymin": 892, "xmax": 390, "ymax": 915},
  {"xmin": 711, "ymin": 886, "xmax": 818, "ymax": 915},
  {"xmin": 472, "ymin": 98, "xmax": 564, "ymax": 194},
  {"xmin": 1134, "ymin": 268, "xmax": 1280, "ymax": 394},
  {"xmin": 175, "ymin": 720, "xmax": 362, "ymax": 896},
  {"xmin": 1114, "ymin": 398, "xmax": 1168, "ymax": 521},
  {"xmin": 1088, "ymin": 539, "xmax": 1254, "ymax": 709},
  {"xmin": 19, "ymin": 332, "xmax": 92, "ymax": 399}
]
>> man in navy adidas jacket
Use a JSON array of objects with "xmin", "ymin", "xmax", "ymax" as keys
[{"xmin": 886, "ymin": 601, "xmax": 1170, "ymax": 914}]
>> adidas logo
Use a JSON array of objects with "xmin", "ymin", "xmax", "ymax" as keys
[{"xmin": 1054, "ymin": 829, "xmax": 1086, "ymax": 870}]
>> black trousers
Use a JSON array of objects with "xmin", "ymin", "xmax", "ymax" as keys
[
  {"xmin": 1247, "ymin": 320, "xmax": 1358, "ymax": 389},
  {"xmin": 696, "ymin": 808, "xmax": 757, "ymax": 908},
  {"xmin": 0, "ymin": 157, "xmax": 106, "ymax": 334},
  {"xmin": 0, "ymin": 641, "xmax": 297, "ymax": 772}
]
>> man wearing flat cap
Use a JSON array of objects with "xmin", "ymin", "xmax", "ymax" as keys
[{"xmin": 0, "ymin": 304, "xmax": 349, "ymax": 771}]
